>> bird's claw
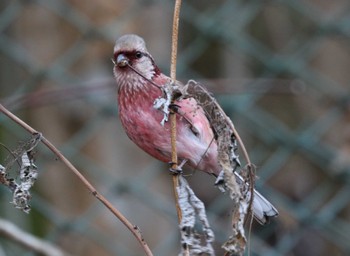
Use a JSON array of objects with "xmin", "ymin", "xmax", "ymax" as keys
[
  {"xmin": 169, "ymin": 165, "xmax": 183, "ymax": 175},
  {"xmin": 168, "ymin": 103, "xmax": 181, "ymax": 113},
  {"xmin": 168, "ymin": 159, "xmax": 188, "ymax": 175}
]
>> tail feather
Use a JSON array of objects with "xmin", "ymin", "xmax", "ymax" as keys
[
  {"xmin": 250, "ymin": 189, "xmax": 279, "ymax": 225},
  {"xmin": 234, "ymin": 173, "xmax": 279, "ymax": 225}
]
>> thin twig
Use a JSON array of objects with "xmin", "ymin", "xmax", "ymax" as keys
[
  {"xmin": 170, "ymin": 1, "xmax": 189, "ymax": 255},
  {"xmin": 170, "ymin": 0, "xmax": 181, "ymax": 80},
  {"xmin": 0, "ymin": 217, "xmax": 68, "ymax": 256},
  {"xmin": 170, "ymin": 0, "xmax": 182, "ymax": 223},
  {"xmin": 0, "ymin": 103, "xmax": 153, "ymax": 256}
]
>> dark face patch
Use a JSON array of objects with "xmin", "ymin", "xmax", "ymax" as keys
[
  {"xmin": 114, "ymin": 50, "xmax": 146, "ymax": 66},
  {"xmin": 113, "ymin": 50, "xmax": 161, "ymax": 75}
]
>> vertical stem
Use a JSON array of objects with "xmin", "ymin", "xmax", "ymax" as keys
[
  {"xmin": 170, "ymin": 0, "xmax": 181, "ymax": 80},
  {"xmin": 170, "ymin": 0, "xmax": 182, "ymax": 223},
  {"xmin": 171, "ymin": 114, "xmax": 182, "ymax": 222},
  {"xmin": 170, "ymin": 2, "xmax": 189, "ymax": 254}
]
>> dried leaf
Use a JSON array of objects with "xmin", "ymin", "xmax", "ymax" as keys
[
  {"xmin": 155, "ymin": 79, "xmax": 251, "ymax": 255},
  {"xmin": 183, "ymin": 80, "xmax": 249, "ymax": 255},
  {"xmin": 12, "ymin": 151, "xmax": 39, "ymax": 213},
  {"xmin": 177, "ymin": 176, "xmax": 215, "ymax": 256},
  {"xmin": 0, "ymin": 133, "xmax": 42, "ymax": 213}
]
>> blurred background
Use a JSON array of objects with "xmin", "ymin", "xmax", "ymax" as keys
[{"xmin": 0, "ymin": 0, "xmax": 350, "ymax": 255}]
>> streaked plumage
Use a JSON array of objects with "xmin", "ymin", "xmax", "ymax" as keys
[{"xmin": 113, "ymin": 34, "xmax": 278, "ymax": 224}]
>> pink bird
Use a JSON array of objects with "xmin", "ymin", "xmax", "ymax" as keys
[{"xmin": 113, "ymin": 34, "xmax": 278, "ymax": 224}]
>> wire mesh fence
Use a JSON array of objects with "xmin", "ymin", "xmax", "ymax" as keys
[{"xmin": 1, "ymin": 0, "xmax": 349, "ymax": 255}]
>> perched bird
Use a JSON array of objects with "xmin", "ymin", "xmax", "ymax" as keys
[{"xmin": 113, "ymin": 34, "xmax": 278, "ymax": 224}]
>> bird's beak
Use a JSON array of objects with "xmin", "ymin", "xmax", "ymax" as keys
[{"xmin": 116, "ymin": 53, "xmax": 129, "ymax": 68}]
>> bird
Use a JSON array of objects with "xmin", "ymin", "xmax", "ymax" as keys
[{"xmin": 113, "ymin": 34, "xmax": 278, "ymax": 225}]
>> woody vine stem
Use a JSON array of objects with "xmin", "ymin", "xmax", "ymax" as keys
[
  {"xmin": 170, "ymin": 0, "xmax": 183, "ymax": 225},
  {"xmin": 0, "ymin": 103, "xmax": 153, "ymax": 256}
]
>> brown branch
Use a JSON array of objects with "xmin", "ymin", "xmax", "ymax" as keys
[
  {"xmin": 170, "ymin": 0, "xmax": 181, "ymax": 80},
  {"xmin": 0, "ymin": 103, "xmax": 153, "ymax": 256},
  {"xmin": 170, "ymin": 1, "xmax": 189, "ymax": 254},
  {"xmin": 170, "ymin": 0, "xmax": 182, "ymax": 223},
  {"xmin": 0, "ymin": 217, "xmax": 68, "ymax": 256}
]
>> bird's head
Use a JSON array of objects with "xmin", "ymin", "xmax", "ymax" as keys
[{"xmin": 113, "ymin": 34, "xmax": 160, "ymax": 90}]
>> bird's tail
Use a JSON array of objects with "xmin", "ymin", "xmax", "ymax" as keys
[
  {"xmin": 250, "ymin": 188, "xmax": 279, "ymax": 225},
  {"xmin": 215, "ymin": 171, "xmax": 279, "ymax": 224},
  {"xmin": 231, "ymin": 172, "xmax": 279, "ymax": 224}
]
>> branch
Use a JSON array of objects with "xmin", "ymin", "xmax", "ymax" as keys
[
  {"xmin": 169, "ymin": 2, "xmax": 191, "ymax": 255},
  {"xmin": 0, "ymin": 103, "xmax": 153, "ymax": 256},
  {"xmin": 170, "ymin": 0, "xmax": 183, "ymax": 225},
  {"xmin": 170, "ymin": 0, "xmax": 181, "ymax": 81},
  {"xmin": 0, "ymin": 217, "xmax": 68, "ymax": 256}
]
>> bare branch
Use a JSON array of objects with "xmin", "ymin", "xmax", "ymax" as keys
[
  {"xmin": 0, "ymin": 103, "xmax": 153, "ymax": 256},
  {"xmin": 169, "ymin": 0, "xmax": 183, "ymax": 233},
  {"xmin": 0, "ymin": 217, "xmax": 68, "ymax": 256}
]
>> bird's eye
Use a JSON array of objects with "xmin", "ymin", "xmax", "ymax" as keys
[{"xmin": 135, "ymin": 51, "xmax": 143, "ymax": 59}]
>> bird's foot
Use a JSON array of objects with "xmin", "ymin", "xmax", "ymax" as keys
[
  {"xmin": 168, "ymin": 159, "xmax": 187, "ymax": 175},
  {"xmin": 168, "ymin": 103, "xmax": 181, "ymax": 113}
]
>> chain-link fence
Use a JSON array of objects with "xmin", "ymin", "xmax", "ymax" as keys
[{"xmin": 1, "ymin": 0, "xmax": 350, "ymax": 255}]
